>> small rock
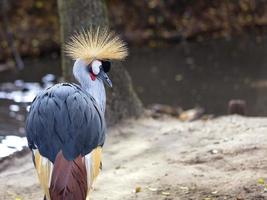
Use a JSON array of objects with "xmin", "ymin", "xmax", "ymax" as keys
[
  {"xmin": 161, "ymin": 191, "xmax": 170, "ymax": 196},
  {"xmin": 115, "ymin": 165, "xmax": 121, "ymax": 170},
  {"xmin": 147, "ymin": 187, "xmax": 158, "ymax": 192},
  {"xmin": 228, "ymin": 99, "xmax": 247, "ymax": 115},
  {"xmin": 210, "ymin": 149, "xmax": 218, "ymax": 154}
]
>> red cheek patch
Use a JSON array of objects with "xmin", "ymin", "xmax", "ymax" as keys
[{"xmin": 90, "ymin": 73, "xmax": 96, "ymax": 81}]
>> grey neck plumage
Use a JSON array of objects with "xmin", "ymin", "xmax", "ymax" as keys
[{"xmin": 73, "ymin": 59, "xmax": 106, "ymax": 113}]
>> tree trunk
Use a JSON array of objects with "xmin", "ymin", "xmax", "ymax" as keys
[{"xmin": 57, "ymin": 0, "xmax": 143, "ymax": 125}]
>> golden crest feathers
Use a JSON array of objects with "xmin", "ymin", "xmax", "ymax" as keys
[{"xmin": 65, "ymin": 27, "xmax": 128, "ymax": 63}]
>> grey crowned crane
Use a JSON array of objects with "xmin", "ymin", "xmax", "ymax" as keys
[{"xmin": 26, "ymin": 27, "xmax": 128, "ymax": 200}]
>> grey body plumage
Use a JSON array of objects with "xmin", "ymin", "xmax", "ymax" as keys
[{"xmin": 26, "ymin": 83, "xmax": 105, "ymax": 162}]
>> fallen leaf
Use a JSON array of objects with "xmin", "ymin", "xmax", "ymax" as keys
[
  {"xmin": 258, "ymin": 178, "xmax": 265, "ymax": 185},
  {"xmin": 135, "ymin": 186, "xmax": 141, "ymax": 193}
]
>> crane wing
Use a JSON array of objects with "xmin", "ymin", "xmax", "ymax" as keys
[{"xmin": 26, "ymin": 83, "xmax": 106, "ymax": 163}]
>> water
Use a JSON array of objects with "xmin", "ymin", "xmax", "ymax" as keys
[
  {"xmin": 126, "ymin": 35, "xmax": 267, "ymax": 116},
  {"xmin": 0, "ymin": 56, "xmax": 59, "ymax": 158},
  {"xmin": 1, "ymin": 35, "xmax": 267, "ymax": 158},
  {"xmin": 0, "ymin": 136, "xmax": 27, "ymax": 158}
]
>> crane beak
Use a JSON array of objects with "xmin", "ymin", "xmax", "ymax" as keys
[{"xmin": 98, "ymin": 70, "xmax": 112, "ymax": 87}]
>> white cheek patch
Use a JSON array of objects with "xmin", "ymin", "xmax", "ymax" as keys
[{"xmin": 91, "ymin": 60, "xmax": 101, "ymax": 75}]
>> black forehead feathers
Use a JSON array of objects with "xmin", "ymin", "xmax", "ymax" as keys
[{"xmin": 102, "ymin": 60, "xmax": 111, "ymax": 73}]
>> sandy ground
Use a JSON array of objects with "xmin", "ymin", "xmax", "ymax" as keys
[{"xmin": 1, "ymin": 115, "xmax": 267, "ymax": 200}]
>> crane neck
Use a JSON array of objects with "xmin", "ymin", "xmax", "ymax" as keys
[
  {"xmin": 86, "ymin": 84, "xmax": 106, "ymax": 113},
  {"xmin": 73, "ymin": 59, "xmax": 107, "ymax": 113}
]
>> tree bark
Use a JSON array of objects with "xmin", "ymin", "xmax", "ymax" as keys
[{"xmin": 57, "ymin": 0, "xmax": 143, "ymax": 125}]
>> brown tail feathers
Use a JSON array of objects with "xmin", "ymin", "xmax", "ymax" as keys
[{"xmin": 49, "ymin": 151, "xmax": 87, "ymax": 200}]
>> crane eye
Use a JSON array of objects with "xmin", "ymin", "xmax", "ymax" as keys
[
  {"xmin": 102, "ymin": 61, "xmax": 111, "ymax": 73},
  {"xmin": 91, "ymin": 60, "xmax": 101, "ymax": 75}
]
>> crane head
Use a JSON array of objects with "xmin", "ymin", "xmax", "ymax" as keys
[{"xmin": 68, "ymin": 27, "xmax": 128, "ymax": 90}]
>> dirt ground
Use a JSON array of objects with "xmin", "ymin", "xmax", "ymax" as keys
[{"xmin": 1, "ymin": 115, "xmax": 267, "ymax": 200}]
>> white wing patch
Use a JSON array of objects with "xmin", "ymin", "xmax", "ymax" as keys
[
  {"xmin": 33, "ymin": 149, "xmax": 53, "ymax": 200},
  {"xmin": 85, "ymin": 147, "xmax": 102, "ymax": 199}
]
